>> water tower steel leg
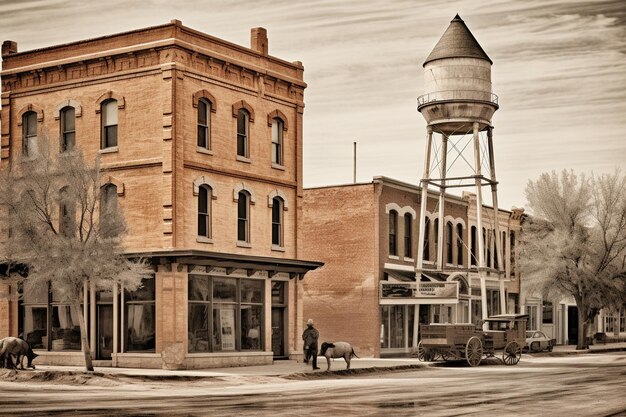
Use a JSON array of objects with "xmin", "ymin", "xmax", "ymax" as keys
[
  {"xmin": 416, "ymin": 127, "xmax": 433, "ymax": 273},
  {"xmin": 437, "ymin": 134, "xmax": 448, "ymax": 271},
  {"xmin": 487, "ymin": 127, "xmax": 507, "ymax": 314},
  {"xmin": 415, "ymin": 126, "xmax": 433, "ymax": 348},
  {"xmin": 472, "ymin": 122, "xmax": 488, "ymax": 325}
]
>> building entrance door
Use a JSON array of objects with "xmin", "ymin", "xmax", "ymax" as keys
[
  {"xmin": 97, "ymin": 304, "xmax": 113, "ymax": 360},
  {"xmin": 271, "ymin": 307, "xmax": 285, "ymax": 357},
  {"xmin": 568, "ymin": 306, "xmax": 579, "ymax": 345}
]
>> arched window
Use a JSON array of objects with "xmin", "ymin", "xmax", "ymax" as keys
[
  {"xmin": 237, "ymin": 109, "xmax": 250, "ymax": 158},
  {"xmin": 434, "ymin": 219, "xmax": 439, "ymax": 260},
  {"xmin": 388, "ymin": 210, "xmax": 398, "ymax": 256},
  {"xmin": 510, "ymin": 231, "xmax": 516, "ymax": 277},
  {"xmin": 237, "ymin": 191, "xmax": 250, "ymax": 243},
  {"xmin": 493, "ymin": 230, "xmax": 499, "ymax": 269},
  {"xmin": 470, "ymin": 226, "xmax": 477, "ymax": 266},
  {"xmin": 271, "ymin": 197, "xmax": 284, "ymax": 247},
  {"xmin": 446, "ymin": 221, "xmax": 453, "ymax": 264},
  {"xmin": 197, "ymin": 98, "xmax": 210, "ymax": 150},
  {"xmin": 100, "ymin": 184, "xmax": 118, "ymax": 238},
  {"xmin": 22, "ymin": 111, "xmax": 37, "ymax": 156},
  {"xmin": 456, "ymin": 224, "xmax": 464, "ymax": 266},
  {"xmin": 60, "ymin": 106, "xmax": 76, "ymax": 152},
  {"xmin": 423, "ymin": 217, "xmax": 431, "ymax": 261},
  {"xmin": 404, "ymin": 213, "xmax": 412, "ymax": 258},
  {"xmin": 101, "ymin": 99, "xmax": 118, "ymax": 149},
  {"xmin": 501, "ymin": 231, "xmax": 507, "ymax": 270},
  {"xmin": 59, "ymin": 187, "xmax": 75, "ymax": 237},
  {"xmin": 271, "ymin": 118, "xmax": 283, "ymax": 166},
  {"xmin": 198, "ymin": 185, "xmax": 212, "ymax": 238}
]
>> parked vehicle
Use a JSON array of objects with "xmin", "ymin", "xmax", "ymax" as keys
[
  {"xmin": 525, "ymin": 331, "xmax": 553, "ymax": 352},
  {"xmin": 417, "ymin": 314, "xmax": 528, "ymax": 366}
]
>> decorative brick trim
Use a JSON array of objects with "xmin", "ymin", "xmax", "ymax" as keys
[
  {"xmin": 192, "ymin": 90, "xmax": 217, "ymax": 113},
  {"xmin": 233, "ymin": 182, "xmax": 255, "ymax": 203},
  {"xmin": 16, "ymin": 104, "xmax": 44, "ymax": 125},
  {"xmin": 267, "ymin": 189, "xmax": 289, "ymax": 210},
  {"xmin": 54, "ymin": 99, "xmax": 82, "ymax": 120},
  {"xmin": 231, "ymin": 100, "xmax": 255, "ymax": 122},
  {"xmin": 101, "ymin": 175, "xmax": 125, "ymax": 196},
  {"xmin": 193, "ymin": 176, "xmax": 218, "ymax": 198},
  {"xmin": 267, "ymin": 109, "xmax": 288, "ymax": 130},
  {"xmin": 95, "ymin": 91, "xmax": 125, "ymax": 112}
]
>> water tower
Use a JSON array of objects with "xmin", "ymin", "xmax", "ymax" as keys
[{"xmin": 415, "ymin": 14, "xmax": 504, "ymax": 325}]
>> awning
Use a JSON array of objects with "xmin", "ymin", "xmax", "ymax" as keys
[{"xmin": 124, "ymin": 249, "xmax": 324, "ymax": 279}]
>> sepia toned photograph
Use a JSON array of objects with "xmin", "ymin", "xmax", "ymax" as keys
[{"xmin": 0, "ymin": 0, "xmax": 625, "ymax": 415}]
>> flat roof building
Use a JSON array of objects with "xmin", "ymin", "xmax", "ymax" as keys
[{"xmin": 0, "ymin": 20, "xmax": 321, "ymax": 369}]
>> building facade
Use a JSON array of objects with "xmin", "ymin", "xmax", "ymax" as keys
[
  {"xmin": 0, "ymin": 21, "xmax": 321, "ymax": 368},
  {"xmin": 301, "ymin": 177, "xmax": 523, "ymax": 357}
]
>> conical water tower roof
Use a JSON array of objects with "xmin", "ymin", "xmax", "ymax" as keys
[{"xmin": 423, "ymin": 14, "xmax": 492, "ymax": 66}]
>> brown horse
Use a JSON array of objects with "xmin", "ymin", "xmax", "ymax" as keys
[{"xmin": 0, "ymin": 337, "xmax": 38, "ymax": 370}]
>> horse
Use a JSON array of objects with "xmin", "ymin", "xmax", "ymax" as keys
[{"xmin": 0, "ymin": 337, "xmax": 38, "ymax": 370}]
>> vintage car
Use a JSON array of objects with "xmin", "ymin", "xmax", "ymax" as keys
[{"xmin": 525, "ymin": 330, "xmax": 553, "ymax": 352}]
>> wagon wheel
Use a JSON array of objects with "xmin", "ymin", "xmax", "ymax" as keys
[
  {"xmin": 465, "ymin": 336, "xmax": 483, "ymax": 367},
  {"xmin": 503, "ymin": 341, "xmax": 522, "ymax": 366},
  {"xmin": 416, "ymin": 341, "xmax": 426, "ymax": 361}
]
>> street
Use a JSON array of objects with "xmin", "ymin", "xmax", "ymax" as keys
[{"xmin": 1, "ymin": 352, "xmax": 626, "ymax": 416}]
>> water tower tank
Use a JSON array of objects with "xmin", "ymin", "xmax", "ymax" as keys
[{"xmin": 418, "ymin": 14, "xmax": 498, "ymax": 134}]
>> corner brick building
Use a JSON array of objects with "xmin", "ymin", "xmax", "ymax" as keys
[
  {"xmin": 0, "ymin": 20, "xmax": 321, "ymax": 368},
  {"xmin": 301, "ymin": 177, "xmax": 522, "ymax": 357}
]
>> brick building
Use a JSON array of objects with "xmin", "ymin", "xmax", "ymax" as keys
[
  {"xmin": 301, "ymin": 177, "xmax": 522, "ymax": 357},
  {"xmin": 0, "ymin": 20, "xmax": 321, "ymax": 368}
]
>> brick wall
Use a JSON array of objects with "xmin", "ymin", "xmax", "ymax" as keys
[{"xmin": 301, "ymin": 184, "xmax": 380, "ymax": 357}]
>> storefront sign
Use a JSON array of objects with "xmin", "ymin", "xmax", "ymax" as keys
[{"xmin": 380, "ymin": 281, "xmax": 458, "ymax": 300}]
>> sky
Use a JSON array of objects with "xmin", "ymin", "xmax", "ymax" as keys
[{"xmin": 1, "ymin": 0, "xmax": 624, "ymax": 210}]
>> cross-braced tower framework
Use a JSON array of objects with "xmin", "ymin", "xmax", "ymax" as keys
[{"xmin": 416, "ymin": 15, "xmax": 505, "ymax": 328}]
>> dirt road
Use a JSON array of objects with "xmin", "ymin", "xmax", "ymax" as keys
[{"xmin": 1, "ymin": 352, "xmax": 625, "ymax": 416}]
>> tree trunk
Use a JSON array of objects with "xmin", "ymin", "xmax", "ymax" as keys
[
  {"xmin": 71, "ymin": 302, "xmax": 94, "ymax": 372},
  {"xmin": 577, "ymin": 304, "xmax": 588, "ymax": 350}
]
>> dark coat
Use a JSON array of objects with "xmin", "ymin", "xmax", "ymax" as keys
[{"xmin": 302, "ymin": 326, "xmax": 319, "ymax": 348}]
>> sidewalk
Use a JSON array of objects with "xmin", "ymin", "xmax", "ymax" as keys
[
  {"xmin": 32, "ymin": 357, "xmax": 425, "ymax": 379},
  {"xmin": 25, "ymin": 342, "xmax": 626, "ymax": 379}
]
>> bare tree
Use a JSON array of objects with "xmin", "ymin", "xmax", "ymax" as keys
[
  {"xmin": 0, "ymin": 134, "xmax": 151, "ymax": 371},
  {"xmin": 521, "ymin": 169, "xmax": 626, "ymax": 349}
]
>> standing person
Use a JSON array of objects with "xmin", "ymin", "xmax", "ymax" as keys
[{"xmin": 302, "ymin": 319, "xmax": 320, "ymax": 370}]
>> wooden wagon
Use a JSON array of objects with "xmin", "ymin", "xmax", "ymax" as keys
[{"xmin": 416, "ymin": 314, "xmax": 528, "ymax": 366}]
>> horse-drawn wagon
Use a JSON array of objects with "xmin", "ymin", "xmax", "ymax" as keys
[{"xmin": 416, "ymin": 314, "xmax": 528, "ymax": 366}]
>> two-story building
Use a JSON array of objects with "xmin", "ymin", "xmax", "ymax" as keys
[
  {"xmin": 0, "ymin": 20, "xmax": 321, "ymax": 369},
  {"xmin": 301, "ymin": 177, "xmax": 522, "ymax": 357}
]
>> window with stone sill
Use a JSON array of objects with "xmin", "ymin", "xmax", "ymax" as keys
[
  {"xmin": 237, "ymin": 109, "xmax": 250, "ymax": 158},
  {"xmin": 60, "ymin": 106, "xmax": 76, "ymax": 152},
  {"xmin": 271, "ymin": 118, "xmax": 283, "ymax": 166},
  {"xmin": 22, "ymin": 111, "xmax": 37, "ymax": 157},
  {"xmin": 197, "ymin": 99, "xmax": 211, "ymax": 150},
  {"xmin": 101, "ymin": 99, "xmax": 118, "ymax": 150}
]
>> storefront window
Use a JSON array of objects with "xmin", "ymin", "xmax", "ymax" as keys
[
  {"xmin": 51, "ymin": 305, "xmax": 81, "ymax": 351},
  {"xmin": 125, "ymin": 277, "xmax": 155, "ymax": 352},
  {"xmin": 188, "ymin": 275, "xmax": 264, "ymax": 353},
  {"xmin": 23, "ymin": 284, "xmax": 49, "ymax": 349},
  {"xmin": 542, "ymin": 302, "xmax": 553, "ymax": 324},
  {"xmin": 380, "ymin": 305, "xmax": 406, "ymax": 349}
]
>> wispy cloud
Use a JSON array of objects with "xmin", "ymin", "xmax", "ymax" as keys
[{"xmin": 0, "ymin": 0, "xmax": 624, "ymax": 209}]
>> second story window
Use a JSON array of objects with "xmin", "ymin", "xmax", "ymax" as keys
[
  {"xmin": 100, "ymin": 184, "xmax": 118, "ymax": 238},
  {"xmin": 271, "ymin": 118, "xmax": 283, "ymax": 166},
  {"xmin": 271, "ymin": 197, "xmax": 284, "ymax": 247},
  {"xmin": 404, "ymin": 213, "xmax": 412, "ymax": 258},
  {"xmin": 446, "ymin": 222, "xmax": 453, "ymax": 264},
  {"xmin": 59, "ymin": 187, "xmax": 76, "ymax": 237},
  {"xmin": 197, "ymin": 99, "xmax": 210, "ymax": 150},
  {"xmin": 198, "ymin": 185, "xmax": 212, "ymax": 239},
  {"xmin": 101, "ymin": 99, "xmax": 118, "ymax": 149},
  {"xmin": 457, "ymin": 224, "xmax": 464, "ymax": 266},
  {"xmin": 389, "ymin": 210, "xmax": 397, "ymax": 256},
  {"xmin": 237, "ymin": 109, "xmax": 250, "ymax": 158},
  {"xmin": 470, "ymin": 226, "xmax": 477, "ymax": 266},
  {"xmin": 237, "ymin": 191, "xmax": 250, "ymax": 243},
  {"xmin": 22, "ymin": 111, "xmax": 37, "ymax": 157},
  {"xmin": 60, "ymin": 106, "xmax": 76, "ymax": 152}
]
